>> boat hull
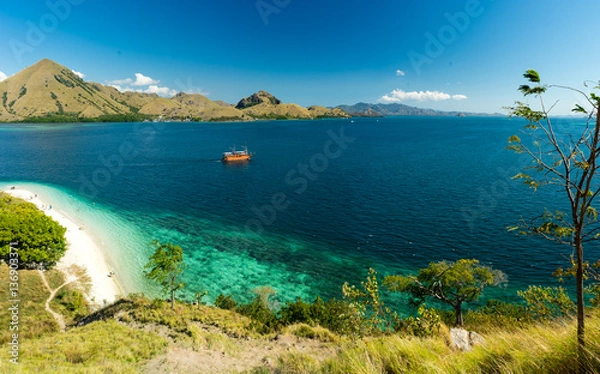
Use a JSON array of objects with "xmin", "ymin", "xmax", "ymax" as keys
[{"xmin": 222, "ymin": 155, "xmax": 252, "ymax": 162}]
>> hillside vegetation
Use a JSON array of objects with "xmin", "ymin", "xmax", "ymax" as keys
[{"xmin": 1, "ymin": 259, "xmax": 599, "ymax": 373}]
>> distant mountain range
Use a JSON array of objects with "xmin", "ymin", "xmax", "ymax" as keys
[
  {"xmin": 0, "ymin": 59, "xmax": 493, "ymax": 123},
  {"xmin": 335, "ymin": 102, "xmax": 495, "ymax": 117}
]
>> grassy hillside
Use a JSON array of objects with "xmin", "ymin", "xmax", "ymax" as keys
[
  {"xmin": 236, "ymin": 91, "xmax": 348, "ymax": 120},
  {"xmin": 138, "ymin": 93, "xmax": 249, "ymax": 121},
  {"xmin": 0, "ymin": 59, "xmax": 132, "ymax": 122},
  {"xmin": 1, "ymin": 263, "xmax": 599, "ymax": 373}
]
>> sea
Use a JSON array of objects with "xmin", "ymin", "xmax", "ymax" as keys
[{"xmin": 1, "ymin": 116, "xmax": 596, "ymax": 311}]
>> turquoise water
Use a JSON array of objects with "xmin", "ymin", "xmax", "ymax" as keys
[{"xmin": 0, "ymin": 117, "xmax": 596, "ymax": 308}]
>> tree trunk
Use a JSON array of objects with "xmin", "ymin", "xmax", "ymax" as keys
[
  {"xmin": 171, "ymin": 278, "xmax": 175, "ymax": 309},
  {"xmin": 454, "ymin": 304, "xmax": 463, "ymax": 326},
  {"xmin": 576, "ymin": 235, "xmax": 586, "ymax": 373}
]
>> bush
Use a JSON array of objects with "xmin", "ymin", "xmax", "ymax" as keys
[
  {"xmin": 395, "ymin": 306, "xmax": 441, "ymax": 337},
  {"xmin": 215, "ymin": 294, "xmax": 238, "ymax": 310},
  {"xmin": 279, "ymin": 297, "xmax": 313, "ymax": 325},
  {"xmin": 236, "ymin": 297, "xmax": 279, "ymax": 334}
]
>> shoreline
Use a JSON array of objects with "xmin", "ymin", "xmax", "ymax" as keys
[{"xmin": 3, "ymin": 187, "xmax": 122, "ymax": 306}]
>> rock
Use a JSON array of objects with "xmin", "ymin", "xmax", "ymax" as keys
[
  {"xmin": 469, "ymin": 331, "xmax": 484, "ymax": 347},
  {"xmin": 235, "ymin": 90, "xmax": 281, "ymax": 109},
  {"xmin": 450, "ymin": 328, "xmax": 471, "ymax": 351},
  {"xmin": 450, "ymin": 328, "xmax": 485, "ymax": 351}
]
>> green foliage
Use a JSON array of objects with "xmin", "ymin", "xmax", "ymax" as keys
[
  {"xmin": 1, "ymin": 92, "xmax": 6, "ymax": 107},
  {"xmin": 342, "ymin": 268, "xmax": 395, "ymax": 335},
  {"xmin": 53, "ymin": 288, "xmax": 90, "ymax": 322},
  {"xmin": 384, "ymin": 259, "xmax": 506, "ymax": 326},
  {"xmin": 277, "ymin": 296, "xmax": 357, "ymax": 335},
  {"xmin": 236, "ymin": 296, "xmax": 279, "ymax": 334},
  {"xmin": 54, "ymin": 74, "xmax": 75, "ymax": 88},
  {"xmin": 0, "ymin": 193, "xmax": 67, "ymax": 268},
  {"xmin": 518, "ymin": 285, "xmax": 575, "ymax": 320},
  {"xmin": 395, "ymin": 305, "xmax": 441, "ymax": 337},
  {"xmin": 215, "ymin": 293, "xmax": 238, "ymax": 310},
  {"xmin": 18, "ymin": 85, "xmax": 27, "ymax": 99},
  {"xmin": 18, "ymin": 111, "xmax": 154, "ymax": 124},
  {"xmin": 554, "ymin": 256, "xmax": 600, "ymax": 307},
  {"xmin": 144, "ymin": 240, "xmax": 186, "ymax": 309},
  {"xmin": 523, "ymin": 69, "xmax": 541, "ymax": 83},
  {"xmin": 50, "ymin": 92, "xmax": 58, "ymax": 100},
  {"xmin": 55, "ymin": 100, "xmax": 64, "ymax": 114}
]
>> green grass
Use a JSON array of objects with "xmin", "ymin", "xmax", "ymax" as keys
[
  {"xmin": 2, "ymin": 262, "xmax": 600, "ymax": 373},
  {"xmin": 0, "ymin": 264, "xmax": 58, "ymax": 348},
  {"xmin": 119, "ymin": 294, "xmax": 256, "ymax": 338},
  {"xmin": 269, "ymin": 310, "xmax": 600, "ymax": 374},
  {"xmin": 0, "ymin": 320, "xmax": 167, "ymax": 373}
]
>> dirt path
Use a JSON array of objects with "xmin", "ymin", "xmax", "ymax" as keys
[{"xmin": 38, "ymin": 270, "xmax": 75, "ymax": 332}]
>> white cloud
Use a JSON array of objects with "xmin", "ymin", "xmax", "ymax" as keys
[
  {"xmin": 0, "ymin": 71, "xmax": 7, "ymax": 82},
  {"xmin": 380, "ymin": 89, "xmax": 467, "ymax": 103},
  {"xmin": 144, "ymin": 85, "xmax": 177, "ymax": 97},
  {"xmin": 396, "ymin": 69, "xmax": 406, "ymax": 77},
  {"xmin": 108, "ymin": 78, "xmax": 133, "ymax": 85},
  {"xmin": 109, "ymin": 83, "xmax": 178, "ymax": 98},
  {"xmin": 72, "ymin": 70, "xmax": 85, "ymax": 79},
  {"xmin": 108, "ymin": 72, "xmax": 209, "ymax": 98},
  {"xmin": 132, "ymin": 73, "xmax": 159, "ymax": 86},
  {"xmin": 107, "ymin": 73, "xmax": 159, "ymax": 87}
]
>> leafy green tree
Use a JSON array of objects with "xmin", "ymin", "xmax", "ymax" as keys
[
  {"xmin": 144, "ymin": 240, "xmax": 186, "ymax": 309},
  {"xmin": 505, "ymin": 70, "xmax": 600, "ymax": 369},
  {"xmin": 518, "ymin": 285, "xmax": 575, "ymax": 320},
  {"xmin": 0, "ymin": 193, "xmax": 67, "ymax": 268},
  {"xmin": 384, "ymin": 259, "xmax": 506, "ymax": 326}
]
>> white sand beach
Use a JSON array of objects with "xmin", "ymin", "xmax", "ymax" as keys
[{"xmin": 3, "ymin": 188, "xmax": 121, "ymax": 306}]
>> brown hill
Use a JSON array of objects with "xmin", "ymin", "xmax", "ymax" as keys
[
  {"xmin": 0, "ymin": 59, "xmax": 133, "ymax": 121},
  {"xmin": 0, "ymin": 59, "xmax": 350, "ymax": 122},
  {"xmin": 307, "ymin": 105, "xmax": 350, "ymax": 119},
  {"xmin": 139, "ymin": 93, "xmax": 248, "ymax": 121},
  {"xmin": 236, "ymin": 91, "xmax": 349, "ymax": 120}
]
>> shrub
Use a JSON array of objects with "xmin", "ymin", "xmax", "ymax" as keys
[{"xmin": 215, "ymin": 294, "xmax": 238, "ymax": 310}]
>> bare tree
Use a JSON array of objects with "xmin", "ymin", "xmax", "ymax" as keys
[{"xmin": 506, "ymin": 70, "xmax": 600, "ymax": 373}]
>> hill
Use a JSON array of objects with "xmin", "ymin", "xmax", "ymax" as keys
[
  {"xmin": 336, "ymin": 102, "xmax": 492, "ymax": 117},
  {"xmin": 236, "ymin": 90, "xmax": 349, "ymax": 120},
  {"xmin": 0, "ymin": 59, "xmax": 352, "ymax": 123},
  {"xmin": 0, "ymin": 59, "xmax": 135, "ymax": 122}
]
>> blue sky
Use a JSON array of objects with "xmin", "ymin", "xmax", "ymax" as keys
[{"xmin": 1, "ymin": 0, "xmax": 599, "ymax": 114}]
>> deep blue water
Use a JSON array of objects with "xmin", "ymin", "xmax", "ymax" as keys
[{"xmin": 1, "ymin": 117, "xmax": 596, "ymax": 308}]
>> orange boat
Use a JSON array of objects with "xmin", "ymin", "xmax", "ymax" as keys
[{"xmin": 222, "ymin": 146, "xmax": 253, "ymax": 162}]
